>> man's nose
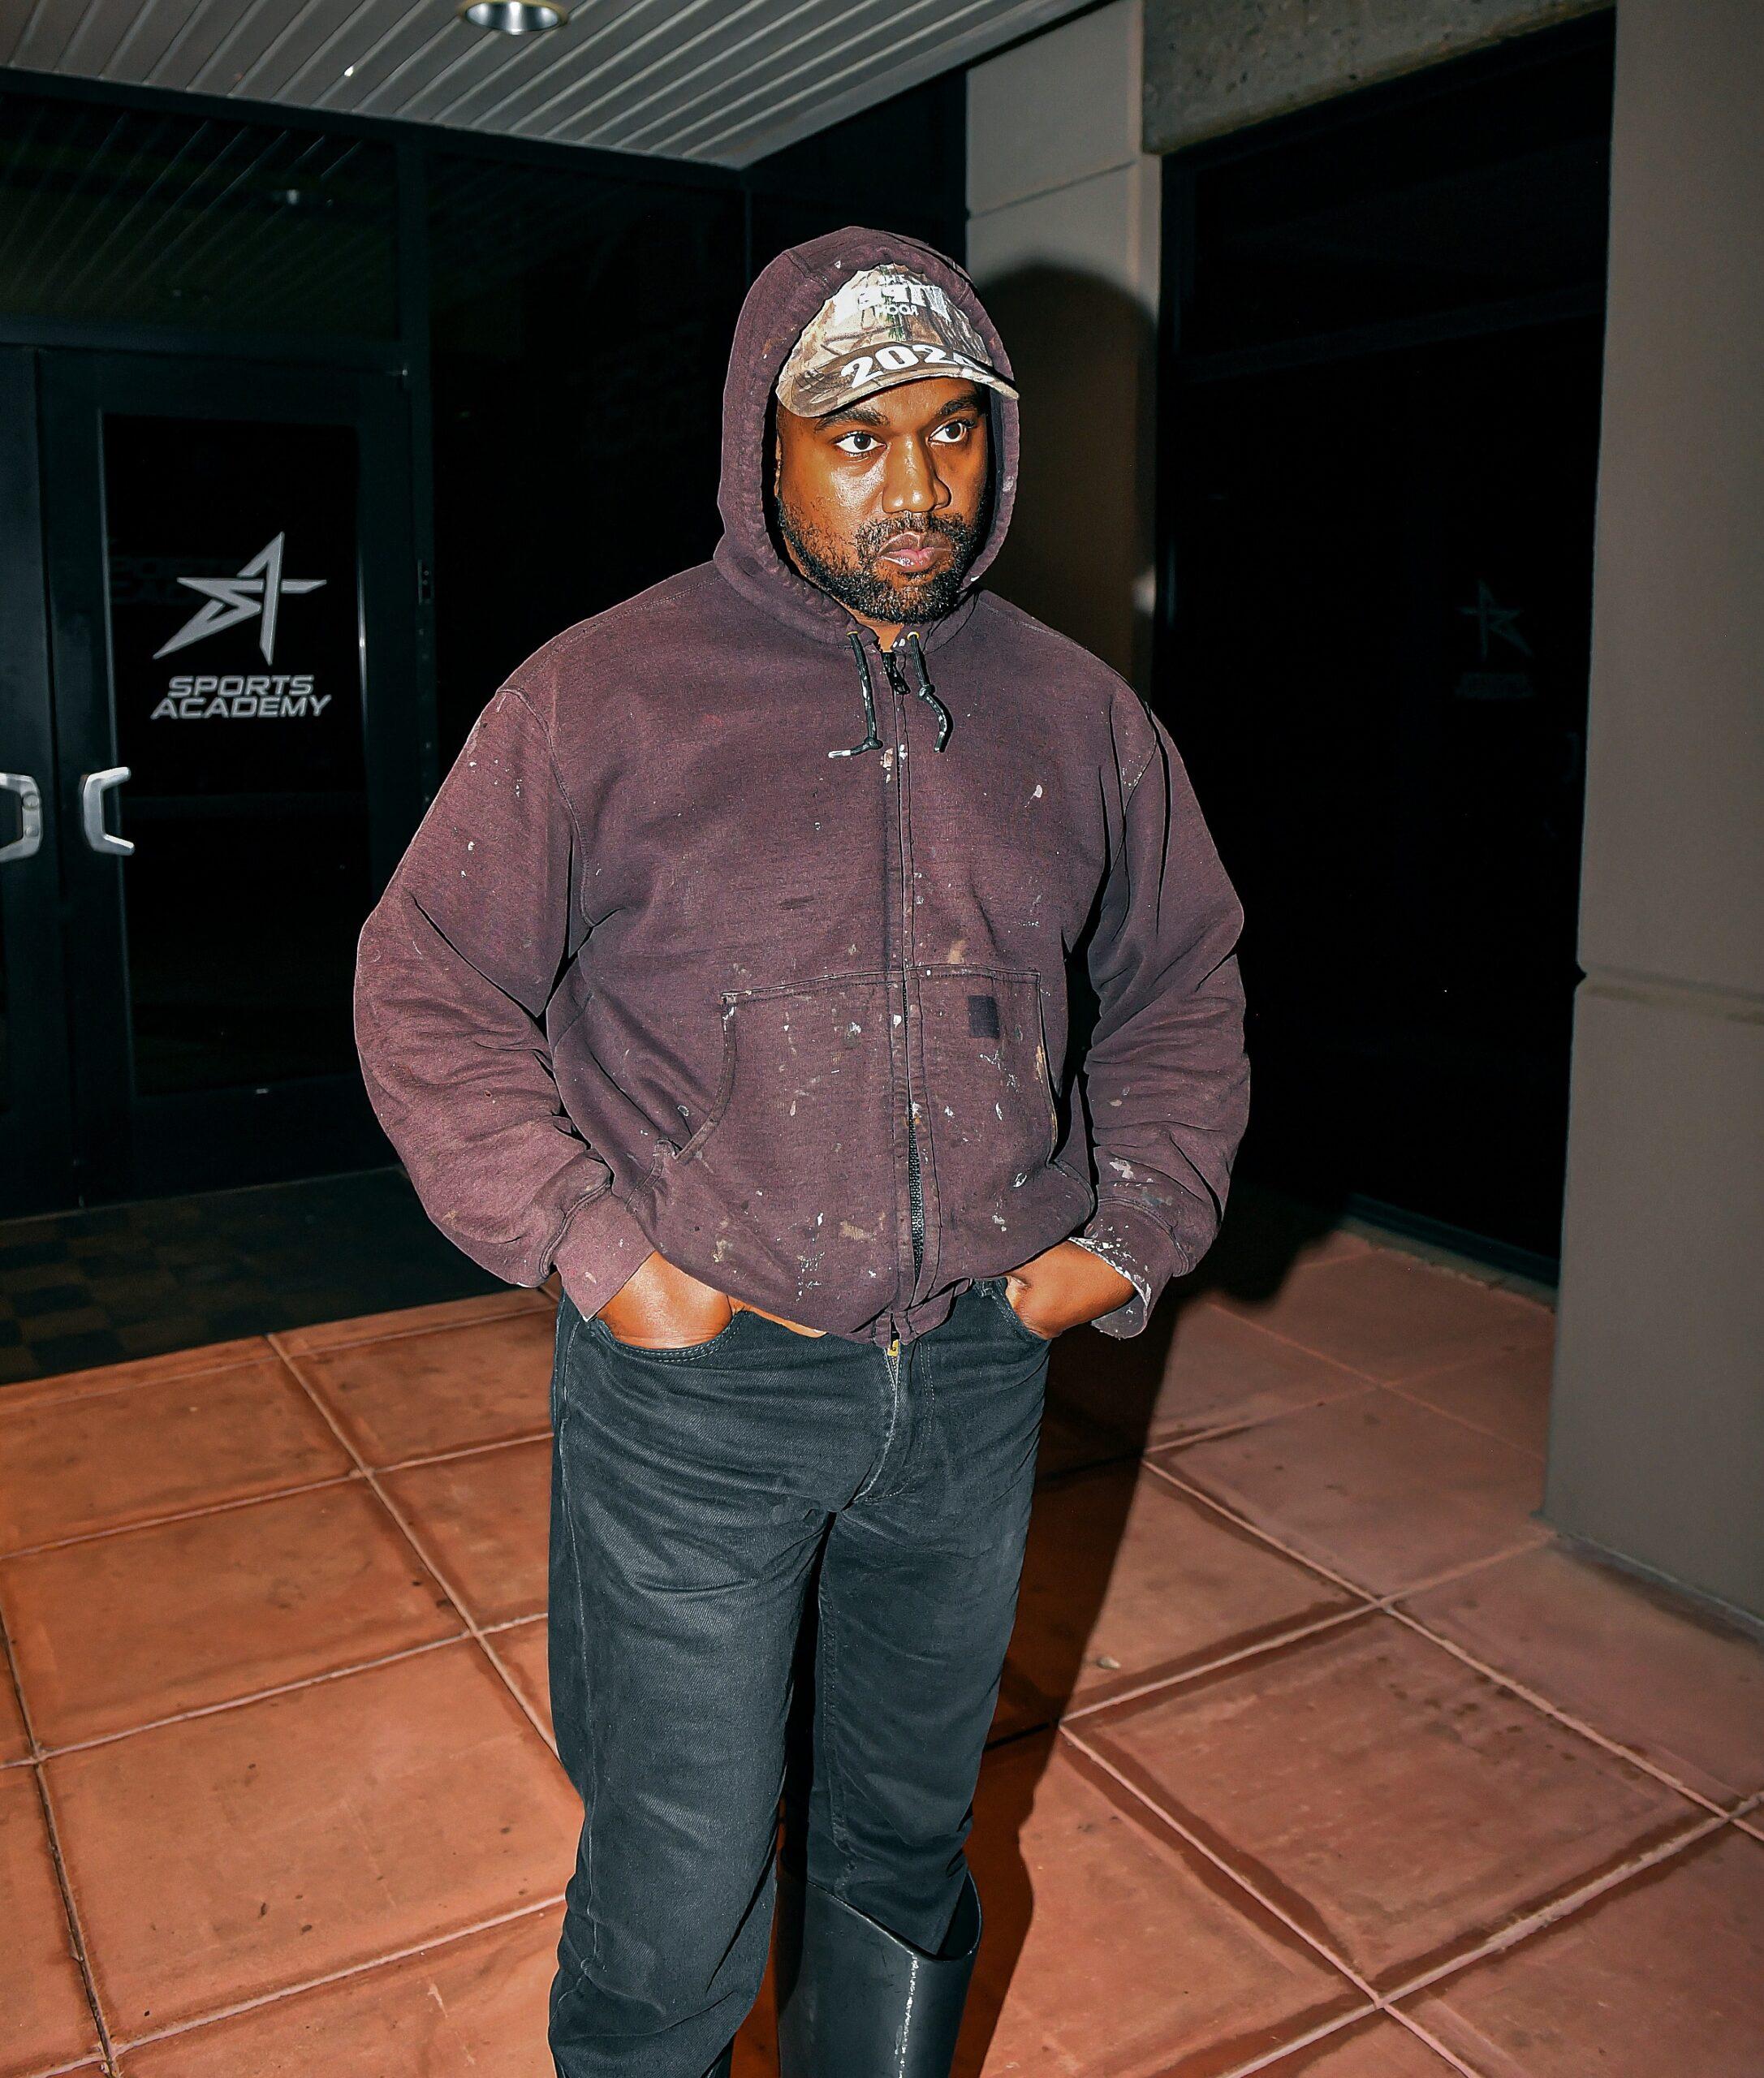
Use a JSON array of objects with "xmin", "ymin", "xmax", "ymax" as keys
[{"xmin": 882, "ymin": 435, "xmax": 947, "ymax": 516}]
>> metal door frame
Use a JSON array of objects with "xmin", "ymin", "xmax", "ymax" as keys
[{"xmin": 0, "ymin": 351, "xmax": 77, "ymax": 1217}]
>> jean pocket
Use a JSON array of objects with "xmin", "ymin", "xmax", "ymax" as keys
[
  {"xmin": 984, "ymin": 1276, "xmax": 1056, "ymax": 1345},
  {"xmin": 587, "ymin": 1304, "xmax": 755, "ymax": 1363}
]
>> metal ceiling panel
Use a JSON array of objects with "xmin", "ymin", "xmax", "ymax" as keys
[{"xmin": 0, "ymin": 0, "xmax": 1094, "ymax": 164}]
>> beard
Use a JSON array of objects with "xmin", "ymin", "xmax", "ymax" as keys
[{"xmin": 774, "ymin": 502, "xmax": 986, "ymax": 623}]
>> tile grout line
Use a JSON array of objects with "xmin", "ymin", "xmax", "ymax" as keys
[
  {"xmin": 1199, "ymin": 2015, "xmax": 1379, "ymax": 2078},
  {"xmin": 0, "ymin": 1289, "xmax": 549, "ymax": 1410},
  {"xmin": 1140, "ymin": 1446, "xmax": 1551, "ymax": 1606},
  {"xmin": 1365, "ymin": 1321, "xmax": 1556, "ymax": 1390},
  {"xmin": 1378, "ymin": 1375, "xmax": 1547, "ymax": 1459},
  {"xmin": 0, "ymin": 1338, "xmax": 282, "ymax": 1406},
  {"xmin": 1081, "ymin": 1301, "xmax": 1548, "ymax": 1478},
  {"xmin": 1060, "ymin": 1719, "xmax": 1382, "ymax": 2003},
  {"xmin": 1155, "ymin": 1364, "xmax": 1546, "ymax": 1469},
  {"xmin": 27, "ymin": 1768, "xmax": 122, "ymax": 2078},
  {"xmin": 1059, "ymin": 1602, "xmax": 1378, "ymax": 1726},
  {"xmin": 1127, "ymin": 1385, "xmax": 1377, "ymax": 1459},
  {"xmin": 1, "ymin": 1471, "xmax": 366, "ymax": 1562},
  {"xmin": 1065, "ymin": 1714, "xmax": 1732, "ymax": 2067},
  {"xmin": 1197, "ymin": 1278, "xmax": 1551, "ymax": 1394},
  {"xmin": 1373, "ymin": 2007, "xmax": 1490, "ymax": 2078},
  {"xmin": 1080, "ymin": 1453, "xmax": 1745, "ymax": 1823},
  {"xmin": 1202, "ymin": 2002, "xmax": 1484, "ymax": 2078},
  {"xmin": 272, "ymin": 1294, "xmax": 551, "ymax": 1361},
  {"xmin": 1361, "ymin": 1541, "xmax": 1544, "ymax": 1602},
  {"xmin": 28, "ymin": 1632, "xmax": 472, "ymax": 1764},
  {"xmin": 1042, "ymin": 1520, "xmax": 1749, "ymax": 1954},
  {"xmin": 1050, "ymin": 1534, "xmax": 1663, "ymax": 1757},
  {"xmin": 1037, "ymin": 1372, "xmax": 1382, "ymax": 1481},
  {"xmin": 1189, "ymin": 1292, "xmax": 1395, "ymax": 1388},
  {"xmin": 374, "ymin": 1425, "xmax": 553, "ymax": 1477},
  {"xmin": 270, "ymin": 1334, "xmax": 561, "ymax": 1758},
  {"xmin": 2, "ymin": 1476, "xmax": 549, "ymax": 1759},
  {"xmin": 2, "ymin": 1413, "xmax": 558, "ymax": 1567},
  {"xmin": 0, "ymin": 1591, "xmax": 120, "ymax": 2076},
  {"xmin": 1378, "ymin": 1599, "xmax": 1740, "ymax": 1818},
  {"xmin": 1375, "ymin": 1804, "xmax": 1733, "ymax": 2008},
  {"xmin": 106, "ymin": 1890, "xmax": 568, "ymax": 2055},
  {"xmin": 1137, "ymin": 1452, "xmax": 1388, "ymax": 1601}
]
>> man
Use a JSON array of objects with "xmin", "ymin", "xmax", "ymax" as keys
[{"xmin": 354, "ymin": 227, "xmax": 1249, "ymax": 2078}]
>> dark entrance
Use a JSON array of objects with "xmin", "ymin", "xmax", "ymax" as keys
[
  {"xmin": 1158, "ymin": 19, "xmax": 1615, "ymax": 1266},
  {"xmin": 0, "ymin": 349, "xmax": 424, "ymax": 1216}
]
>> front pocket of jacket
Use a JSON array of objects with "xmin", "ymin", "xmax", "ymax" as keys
[
  {"xmin": 653, "ymin": 972, "xmax": 899, "ymax": 1314},
  {"xmin": 919, "ymin": 966, "xmax": 1062, "ymax": 1238}
]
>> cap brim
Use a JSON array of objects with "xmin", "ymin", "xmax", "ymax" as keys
[{"xmin": 800, "ymin": 363, "xmax": 1019, "ymax": 418}]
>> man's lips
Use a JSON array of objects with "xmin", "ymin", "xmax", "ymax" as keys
[{"xmin": 876, "ymin": 532, "xmax": 950, "ymax": 572}]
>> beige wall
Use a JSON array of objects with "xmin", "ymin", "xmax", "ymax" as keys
[
  {"xmin": 1543, "ymin": 0, "xmax": 1764, "ymax": 1619},
  {"xmin": 966, "ymin": 0, "xmax": 1161, "ymax": 690}
]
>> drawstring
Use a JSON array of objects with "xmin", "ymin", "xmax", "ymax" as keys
[
  {"xmin": 831, "ymin": 631, "xmax": 884, "ymax": 757},
  {"xmin": 900, "ymin": 630, "xmax": 953, "ymax": 750},
  {"xmin": 830, "ymin": 627, "xmax": 951, "ymax": 759}
]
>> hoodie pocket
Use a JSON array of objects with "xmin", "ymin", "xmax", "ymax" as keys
[
  {"xmin": 645, "ymin": 971, "xmax": 900, "ymax": 1326},
  {"xmin": 918, "ymin": 965, "xmax": 1080, "ymax": 1270}
]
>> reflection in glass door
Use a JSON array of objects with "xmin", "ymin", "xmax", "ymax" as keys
[
  {"xmin": 37, "ymin": 353, "xmax": 429, "ymax": 1207},
  {"xmin": 103, "ymin": 415, "xmax": 373, "ymax": 1101}
]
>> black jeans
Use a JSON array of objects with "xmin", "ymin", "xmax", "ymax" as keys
[{"xmin": 546, "ymin": 1275, "xmax": 1052, "ymax": 2077}]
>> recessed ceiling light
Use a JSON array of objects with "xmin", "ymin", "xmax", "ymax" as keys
[{"xmin": 457, "ymin": 1, "xmax": 568, "ymax": 31}]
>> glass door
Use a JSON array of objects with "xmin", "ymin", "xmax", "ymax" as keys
[{"xmin": 37, "ymin": 351, "xmax": 429, "ymax": 1205}]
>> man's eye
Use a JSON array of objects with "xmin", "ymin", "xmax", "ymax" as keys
[
  {"xmin": 835, "ymin": 431, "xmax": 878, "ymax": 454},
  {"xmin": 932, "ymin": 420, "xmax": 972, "ymax": 442}
]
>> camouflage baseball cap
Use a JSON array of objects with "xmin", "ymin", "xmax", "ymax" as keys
[{"xmin": 774, "ymin": 262, "xmax": 1019, "ymax": 419}]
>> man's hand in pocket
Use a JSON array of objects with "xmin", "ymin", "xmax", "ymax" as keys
[
  {"xmin": 1003, "ymin": 1241, "xmax": 1137, "ymax": 1339},
  {"xmin": 594, "ymin": 1251, "xmax": 733, "ymax": 1349}
]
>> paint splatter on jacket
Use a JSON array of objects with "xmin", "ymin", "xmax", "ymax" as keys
[{"xmin": 353, "ymin": 226, "xmax": 1249, "ymax": 1350}]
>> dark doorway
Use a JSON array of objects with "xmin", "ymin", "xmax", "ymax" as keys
[
  {"xmin": 1159, "ymin": 18, "xmax": 1615, "ymax": 1266},
  {"xmin": 1, "ymin": 349, "xmax": 424, "ymax": 1216}
]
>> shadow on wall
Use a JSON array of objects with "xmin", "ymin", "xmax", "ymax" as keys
[{"xmin": 977, "ymin": 262, "xmax": 1159, "ymax": 694}]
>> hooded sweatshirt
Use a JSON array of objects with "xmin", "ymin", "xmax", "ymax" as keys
[{"xmin": 353, "ymin": 226, "xmax": 1249, "ymax": 1351}]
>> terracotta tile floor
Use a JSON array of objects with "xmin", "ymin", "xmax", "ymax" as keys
[{"xmin": 2, "ymin": 1244, "xmax": 1762, "ymax": 2076}]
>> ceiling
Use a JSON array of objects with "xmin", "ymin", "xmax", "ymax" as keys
[{"xmin": 0, "ymin": 0, "xmax": 1093, "ymax": 166}]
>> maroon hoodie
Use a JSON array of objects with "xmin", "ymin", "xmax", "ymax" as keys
[{"xmin": 353, "ymin": 226, "xmax": 1249, "ymax": 1350}]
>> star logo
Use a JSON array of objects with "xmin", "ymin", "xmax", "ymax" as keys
[
  {"xmin": 152, "ymin": 533, "xmax": 326, "ymax": 664},
  {"xmin": 1459, "ymin": 578, "xmax": 1533, "ymax": 662}
]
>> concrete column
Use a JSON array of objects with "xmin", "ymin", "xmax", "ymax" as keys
[
  {"xmin": 1543, "ymin": 0, "xmax": 1764, "ymax": 1619},
  {"xmin": 966, "ymin": 0, "xmax": 1162, "ymax": 690}
]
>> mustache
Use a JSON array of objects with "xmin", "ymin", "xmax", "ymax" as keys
[{"xmin": 860, "ymin": 513, "xmax": 975, "ymax": 555}]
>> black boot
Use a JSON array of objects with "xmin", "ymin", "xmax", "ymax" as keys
[{"xmin": 774, "ymin": 1862, "xmax": 982, "ymax": 2077}]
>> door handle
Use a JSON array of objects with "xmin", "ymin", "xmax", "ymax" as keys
[
  {"xmin": 80, "ymin": 766, "xmax": 135, "ymax": 857},
  {"xmin": 0, "ymin": 772, "xmax": 43, "ymax": 864}
]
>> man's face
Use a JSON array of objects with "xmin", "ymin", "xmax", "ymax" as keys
[{"xmin": 770, "ymin": 376, "xmax": 992, "ymax": 626}]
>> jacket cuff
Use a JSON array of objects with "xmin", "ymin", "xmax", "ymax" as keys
[
  {"xmin": 1070, "ymin": 1204, "xmax": 1188, "ymax": 1339},
  {"xmin": 550, "ymin": 1190, "xmax": 653, "ymax": 1319}
]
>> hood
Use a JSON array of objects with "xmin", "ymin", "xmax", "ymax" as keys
[{"xmin": 711, "ymin": 224, "xmax": 1020, "ymax": 657}]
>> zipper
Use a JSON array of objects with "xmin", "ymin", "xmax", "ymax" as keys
[
  {"xmin": 905, "ymin": 1097, "xmax": 925, "ymax": 1277},
  {"xmin": 882, "ymin": 640, "xmax": 926, "ymax": 1289}
]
